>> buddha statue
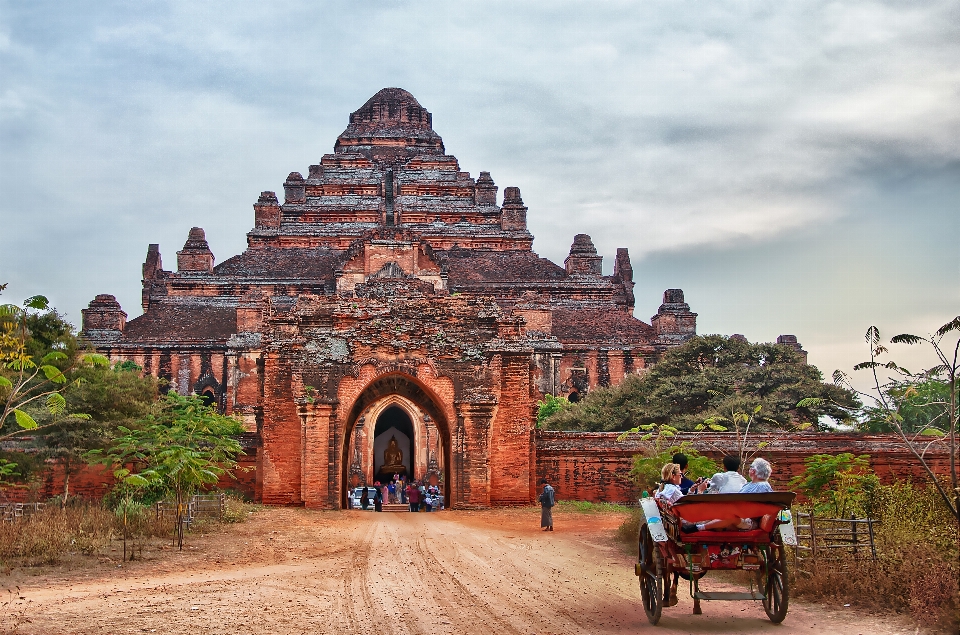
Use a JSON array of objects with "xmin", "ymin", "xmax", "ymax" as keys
[{"xmin": 381, "ymin": 436, "xmax": 406, "ymax": 475}]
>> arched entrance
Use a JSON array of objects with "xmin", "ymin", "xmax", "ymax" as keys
[{"xmin": 340, "ymin": 373, "xmax": 451, "ymax": 509}]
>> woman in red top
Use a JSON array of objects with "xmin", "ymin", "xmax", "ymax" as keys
[{"xmin": 406, "ymin": 483, "xmax": 420, "ymax": 512}]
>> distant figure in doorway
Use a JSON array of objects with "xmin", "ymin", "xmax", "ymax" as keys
[
  {"xmin": 373, "ymin": 482, "xmax": 383, "ymax": 512},
  {"xmin": 539, "ymin": 479, "xmax": 555, "ymax": 531},
  {"xmin": 360, "ymin": 487, "xmax": 370, "ymax": 511}
]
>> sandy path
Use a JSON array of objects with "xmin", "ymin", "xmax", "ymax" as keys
[{"xmin": 3, "ymin": 507, "xmax": 920, "ymax": 635}]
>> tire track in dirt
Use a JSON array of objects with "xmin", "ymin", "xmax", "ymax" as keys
[
  {"xmin": 411, "ymin": 530, "xmax": 525, "ymax": 635},
  {"xmin": 340, "ymin": 517, "xmax": 382, "ymax": 635}
]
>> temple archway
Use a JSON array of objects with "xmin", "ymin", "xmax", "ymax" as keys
[{"xmin": 340, "ymin": 373, "xmax": 451, "ymax": 509}]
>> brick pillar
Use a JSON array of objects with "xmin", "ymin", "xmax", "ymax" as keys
[
  {"xmin": 453, "ymin": 400, "xmax": 496, "ymax": 508},
  {"xmin": 258, "ymin": 352, "xmax": 301, "ymax": 505},
  {"xmin": 489, "ymin": 353, "xmax": 534, "ymax": 505},
  {"xmin": 302, "ymin": 402, "xmax": 336, "ymax": 509}
]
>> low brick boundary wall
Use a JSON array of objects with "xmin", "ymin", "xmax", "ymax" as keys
[{"xmin": 535, "ymin": 431, "xmax": 954, "ymax": 505}]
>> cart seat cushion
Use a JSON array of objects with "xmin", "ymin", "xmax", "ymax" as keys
[
  {"xmin": 759, "ymin": 514, "xmax": 777, "ymax": 533},
  {"xmin": 679, "ymin": 529, "xmax": 771, "ymax": 544},
  {"xmin": 668, "ymin": 493, "xmax": 794, "ymax": 523}
]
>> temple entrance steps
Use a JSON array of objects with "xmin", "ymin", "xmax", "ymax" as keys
[{"xmin": 382, "ymin": 503, "xmax": 409, "ymax": 512}]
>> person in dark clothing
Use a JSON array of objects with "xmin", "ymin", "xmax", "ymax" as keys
[
  {"xmin": 672, "ymin": 453, "xmax": 696, "ymax": 495},
  {"xmin": 406, "ymin": 483, "xmax": 420, "ymax": 512},
  {"xmin": 360, "ymin": 487, "xmax": 370, "ymax": 510},
  {"xmin": 373, "ymin": 484, "xmax": 383, "ymax": 512},
  {"xmin": 539, "ymin": 479, "xmax": 556, "ymax": 531}
]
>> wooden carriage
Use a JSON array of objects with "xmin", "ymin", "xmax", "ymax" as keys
[{"xmin": 635, "ymin": 492, "xmax": 797, "ymax": 625}]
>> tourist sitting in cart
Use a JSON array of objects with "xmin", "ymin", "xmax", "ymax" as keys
[
  {"xmin": 690, "ymin": 455, "xmax": 747, "ymax": 494},
  {"xmin": 654, "ymin": 463, "xmax": 686, "ymax": 504},
  {"xmin": 681, "ymin": 457, "xmax": 775, "ymax": 533}
]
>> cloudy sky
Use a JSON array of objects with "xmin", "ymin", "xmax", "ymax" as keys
[{"xmin": 1, "ymin": 1, "xmax": 957, "ymax": 387}]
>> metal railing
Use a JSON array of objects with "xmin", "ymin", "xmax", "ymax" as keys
[
  {"xmin": 0, "ymin": 502, "xmax": 45, "ymax": 523},
  {"xmin": 155, "ymin": 494, "xmax": 225, "ymax": 526}
]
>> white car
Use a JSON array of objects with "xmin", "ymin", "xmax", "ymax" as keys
[{"xmin": 349, "ymin": 486, "xmax": 379, "ymax": 510}]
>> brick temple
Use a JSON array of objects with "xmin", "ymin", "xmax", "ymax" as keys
[{"xmin": 80, "ymin": 88, "xmax": 705, "ymax": 509}]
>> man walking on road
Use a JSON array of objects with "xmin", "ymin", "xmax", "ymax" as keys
[{"xmin": 539, "ymin": 479, "xmax": 555, "ymax": 531}]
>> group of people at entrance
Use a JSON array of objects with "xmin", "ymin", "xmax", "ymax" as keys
[
  {"xmin": 405, "ymin": 480, "xmax": 442, "ymax": 512},
  {"xmin": 356, "ymin": 477, "xmax": 444, "ymax": 512}
]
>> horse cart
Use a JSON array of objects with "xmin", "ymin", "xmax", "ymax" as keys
[{"xmin": 635, "ymin": 492, "xmax": 798, "ymax": 625}]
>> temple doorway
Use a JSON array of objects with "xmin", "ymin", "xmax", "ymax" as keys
[
  {"xmin": 373, "ymin": 406, "xmax": 413, "ymax": 483},
  {"xmin": 341, "ymin": 373, "xmax": 451, "ymax": 510}
]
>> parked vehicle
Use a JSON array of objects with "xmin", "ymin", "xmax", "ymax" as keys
[{"xmin": 349, "ymin": 486, "xmax": 378, "ymax": 510}]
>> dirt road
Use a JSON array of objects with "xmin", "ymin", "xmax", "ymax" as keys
[{"xmin": 3, "ymin": 507, "xmax": 919, "ymax": 634}]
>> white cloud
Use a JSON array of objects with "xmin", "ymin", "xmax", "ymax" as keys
[{"xmin": 0, "ymin": 0, "xmax": 957, "ymax": 376}]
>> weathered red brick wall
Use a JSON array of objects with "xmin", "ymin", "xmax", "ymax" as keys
[
  {"xmin": 258, "ymin": 350, "xmax": 303, "ymax": 506},
  {"xmin": 7, "ymin": 432, "xmax": 949, "ymax": 507},
  {"xmin": 488, "ymin": 353, "xmax": 536, "ymax": 505},
  {"xmin": 1, "ymin": 450, "xmax": 257, "ymax": 504},
  {"xmin": 535, "ymin": 431, "xmax": 954, "ymax": 504}
]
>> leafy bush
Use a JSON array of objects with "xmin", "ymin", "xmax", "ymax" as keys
[
  {"xmin": 630, "ymin": 444, "xmax": 717, "ymax": 494},
  {"xmin": 789, "ymin": 453, "xmax": 879, "ymax": 517},
  {"xmin": 536, "ymin": 394, "xmax": 570, "ymax": 427}
]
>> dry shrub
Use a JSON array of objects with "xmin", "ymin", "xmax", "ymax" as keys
[
  {"xmin": 793, "ymin": 544, "xmax": 957, "ymax": 627},
  {"xmin": 793, "ymin": 481, "xmax": 959, "ymax": 630},
  {"xmin": 0, "ymin": 503, "xmax": 114, "ymax": 565},
  {"xmin": 616, "ymin": 507, "xmax": 642, "ymax": 546},
  {"xmin": 222, "ymin": 495, "xmax": 253, "ymax": 523}
]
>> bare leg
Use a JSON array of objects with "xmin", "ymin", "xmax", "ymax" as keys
[{"xmin": 697, "ymin": 517, "xmax": 743, "ymax": 531}]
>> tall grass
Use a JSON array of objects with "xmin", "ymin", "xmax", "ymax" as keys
[
  {"xmin": 0, "ymin": 493, "xmax": 253, "ymax": 568},
  {"xmin": 555, "ymin": 500, "xmax": 633, "ymax": 514},
  {"xmin": 0, "ymin": 504, "xmax": 116, "ymax": 566},
  {"xmin": 792, "ymin": 482, "xmax": 958, "ymax": 630}
]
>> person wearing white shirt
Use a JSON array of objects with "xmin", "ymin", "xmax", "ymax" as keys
[
  {"xmin": 692, "ymin": 455, "xmax": 748, "ymax": 494},
  {"xmin": 655, "ymin": 463, "xmax": 685, "ymax": 504}
]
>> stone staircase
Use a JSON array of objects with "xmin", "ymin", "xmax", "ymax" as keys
[{"xmin": 382, "ymin": 503, "xmax": 409, "ymax": 512}]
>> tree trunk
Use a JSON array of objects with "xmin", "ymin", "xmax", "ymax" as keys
[{"xmin": 61, "ymin": 462, "xmax": 70, "ymax": 510}]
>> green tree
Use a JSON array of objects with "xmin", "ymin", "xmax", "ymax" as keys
[
  {"xmin": 834, "ymin": 319, "xmax": 960, "ymax": 521},
  {"xmin": 861, "ymin": 377, "xmax": 951, "ymax": 434},
  {"xmin": 89, "ymin": 393, "xmax": 245, "ymax": 550},
  {"xmin": 28, "ymin": 362, "xmax": 159, "ymax": 506},
  {"xmin": 536, "ymin": 394, "xmax": 570, "ymax": 427},
  {"xmin": 543, "ymin": 335, "xmax": 857, "ymax": 432},
  {"xmin": 789, "ymin": 453, "xmax": 878, "ymax": 517},
  {"xmin": 0, "ymin": 289, "xmax": 109, "ymax": 439}
]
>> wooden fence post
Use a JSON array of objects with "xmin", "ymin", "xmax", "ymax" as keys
[
  {"xmin": 850, "ymin": 514, "xmax": 859, "ymax": 557},
  {"xmin": 810, "ymin": 510, "xmax": 817, "ymax": 560}
]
